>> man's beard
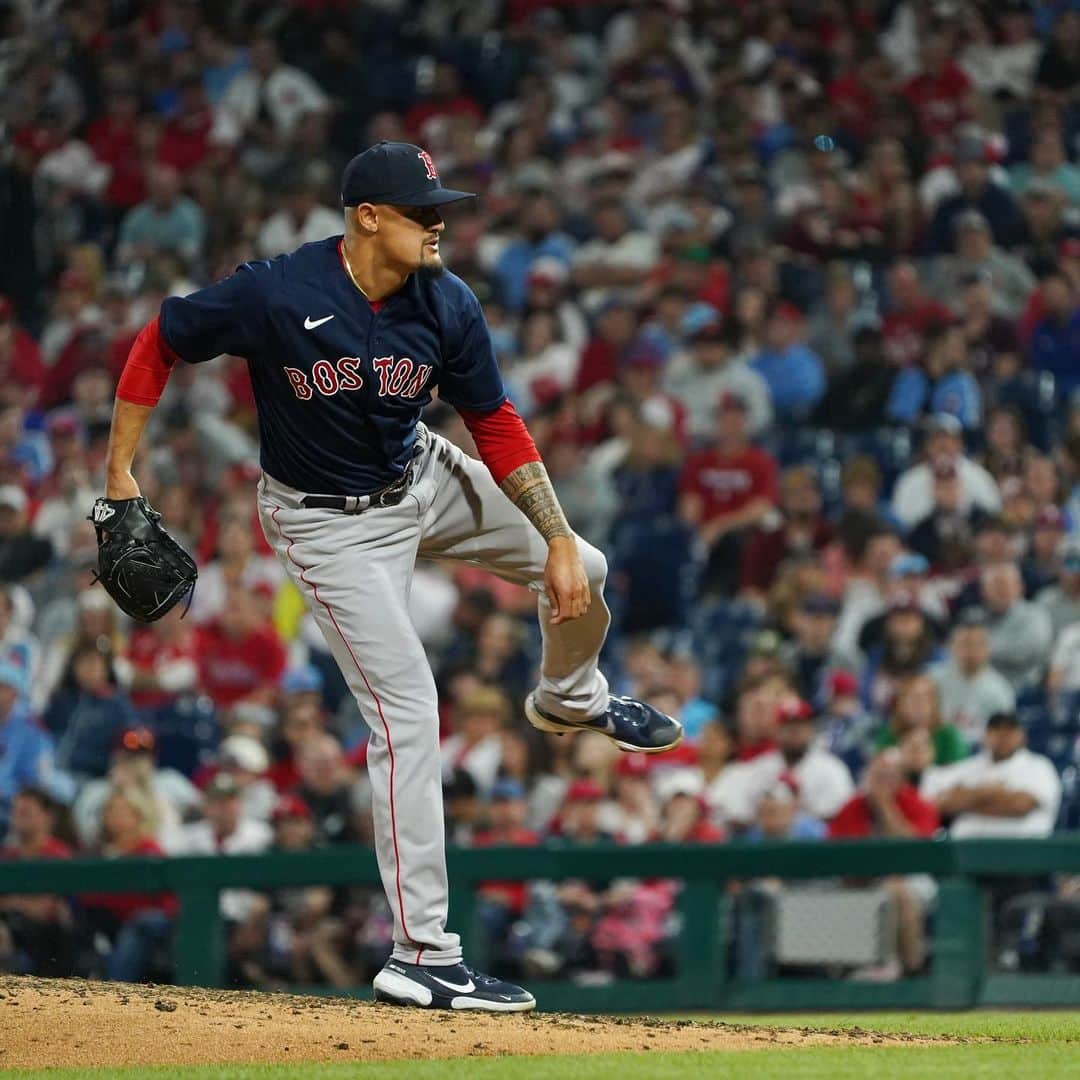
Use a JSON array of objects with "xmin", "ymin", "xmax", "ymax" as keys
[{"xmin": 418, "ymin": 257, "xmax": 447, "ymax": 278}]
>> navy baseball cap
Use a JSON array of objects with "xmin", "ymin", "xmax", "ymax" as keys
[{"xmin": 341, "ymin": 141, "xmax": 475, "ymax": 208}]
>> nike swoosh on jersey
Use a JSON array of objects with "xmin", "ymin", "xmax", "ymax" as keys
[
  {"xmin": 430, "ymin": 974, "xmax": 476, "ymax": 993},
  {"xmin": 303, "ymin": 314, "xmax": 335, "ymax": 329}
]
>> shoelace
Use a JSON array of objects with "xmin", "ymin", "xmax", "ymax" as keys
[
  {"xmin": 461, "ymin": 966, "xmax": 501, "ymax": 988},
  {"xmin": 611, "ymin": 697, "xmax": 650, "ymax": 728}
]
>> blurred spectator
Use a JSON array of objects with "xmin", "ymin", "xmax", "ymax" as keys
[
  {"xmin": 444, "ymin": 766, "xmax": 483, "ymax": 847},
  {"xmin": 73, "ymin": 727, "xmax": 200, "ymax": 849},
  {"xmin": 743, "ymin": 779, "xmax": 826, "ymax": 842},
  {"xmin": 719, "ymin": 697, "xmax": 854, "ymax": 830},
  {"xmin": 1048, "ymin": 620, "xmax": 1080, "ymax": 695},
  {"xmin": 906, "ymin": 459, "xmax": 980, "ymax": 572},
  {"xmin": 1037, "ymin": 536, "xmax": 1080, "ymax": 638},
  {"xmin": 960, "ymin": 279, "xmax": 1022, "ymax": 381},
  {"xmin": 928, "ymin": 135, "xmax": 1027, "ymax": 254},
  {"xmin": 779, "ymin": 593, "xmax": 844, "ymax": 704},
  {"xmin": 740, "ymin": 468, "xmax": 832, "ymax": 601},
  {"xmin": 902, "ymin": 39, "xmax": 974, "ymax": 147},
  {"xmin": 216, "ymin": 734, "xmax": 275, "ymax": 824},
  {"xmin": 1009, "ymin": 125, "xmax": 1080, "ymax": 206},
  {"xmin": 924, "ymin": 713, "xmax": 1062, "ymax": 838},
  {"xmin": 814, "ymin": 326, "xmax": 896, "ymax": 431},
  {"xmin": 654, "ymin": 772, "xmax": 725, "ymax": 844},
  {"xmin": 0, "ymin": 585, "xmax": 38, "ymax": 698},
  {"xmin": 221, "ymin": 36, "xmax": 329, "ymax": 145},
  {"xmin": 931, "ymin": 610, "xmax": 1016, "ymax": 748},
  {"xmin": 493, "ymin": 192, "xmax": 575, "ymax": 313},
  {"xmin": 194, "ymin": 586, "xmax": 287, "ymax": 709},
  {"xmin": 891, "ymin": 414, "xmax": 1001, "ymax": 530},
  {"xmin": 267, "ymin": 697, "xmax": 326, "ymax": 794},
  {"xmin": 472, "ymin": 778, "xmax": 541, "ymax": 957},
  {"xmin": 599, "ymin": 754, "xmax": 657, "ymax": 844},
  {"xmin": 81, "ymin": 785, "xmax": 177, "ymax": 983},
  {"xmin": 807, "ymin": 263, "xmax": 871, "ymax": 378},
  {"xmin": 256, "ymin": 172, "xmax": 340, "ymax": 259},
  {"xmin": 116, "ymin": 164, "xmax": 205, "ymax": 268},
  {"xmin": 0, "ymin": 485, "xmax": 53, "ymax": 584},
  {"xmin": 0, "ymin": 296, "xmax": 46, "ymax": 407},
  {"xmin": 189, "ymin": 516, "xmax": 284, "ymax": 626},
  {"xmin": 874, "ymin": 673, "xmax": 969, "ymax": 766},
  {"xmin": 748, "ymin": 307, "xmax": 825, "ymax": 423},
  {"xmin": 39, "ymin": 588, "xmax": 125, "ymax": 709},
  {"xmin": 45, "ymin": 643, "xmax": 138, "ymax": 782},
  {"xmin": 886, "ymin": 321, "xmax": 981, "ymax": 432},
  {"xmin": 817, "ymin": 669, "xmax": 878, "ymax": 780},
  {"xmin": 1024, "ymin": 504, "xmax": 1066, "ymax": 594},
  {"xmin": 828, "ymin": 749, "xmax": 940, "ymax": 978},
  {"xmin": 440, "ymin": 686, "xmax": 510, "ymax": 799},
  {"xmin": 504, "ymin": 306, "xmax": 580, "ymax": 415},
  {"xmin": 979, "ymin": 561, "xmax": 1054, "ymax": 689},
  {"xmin": 930, "ymin": 209, "xmax": 1035, "ymax": 320},
  {"xmin": 880, "ymin": 261, "xmax": 953, "ymax": 370},
  {"xmin": 664, "ymin": 321, "xmax": 772, "ymax": 440},
  {"xmin": 570, "ymin": 198, "xmax": 658, "ymax": 313},
  {"xmin": 860, "ymin": 595, "xmax": 944, "ymax": 713},
  {"xmin": 0, "ymin": 662, "xmax": 71, "ymax": 830},
  {"xmin": 1028, "ymin": 270, "xmax": 1080, "ymax": 396},
  {"xmin": 678, "ymin": 390, "xmax": 778, "ymax": 596},
  {"xmin": 166, "ymin": 773, "xmax": 272, "ymax": 922},
  {"xmin": 116, "ymin": 606, "xmax": 199, "ymax": 712},
  {"xmin": 230, "ymin": 793, "xmax": 353, "ymax": 990},
  {"xmin": 294, "ymin": 734, "xmax": 361, "ymax": 846},
  {"xmin": 0, "ymin": 786, "xmax": 75, "ymax": 977}
]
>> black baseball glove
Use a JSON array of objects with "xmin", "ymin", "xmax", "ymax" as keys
[{"xmin": 89, "ymin": 496, "xmax": 198, "ymax": 623}]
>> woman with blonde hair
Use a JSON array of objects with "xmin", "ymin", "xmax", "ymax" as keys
[
  {"xmin": 80, "ymin": 785, "xmax": 176, "ymax": 982},
  {"xmin": 874, "ymin": 674, "xmax": 968, "ymax": 766}
]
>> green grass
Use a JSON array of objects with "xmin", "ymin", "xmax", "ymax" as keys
[
  {"xmin": 703, "ymin": 1010, "xmax": 1080, "ymax": 1041},
  {"xmin": 4, "ymin": 1012, "xmax": 1080, "ymax": 1079}
]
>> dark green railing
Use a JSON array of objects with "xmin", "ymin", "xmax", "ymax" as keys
[{"xmin": 2, "ymin": 837, "xmax": 1079, "ymax": 1012}]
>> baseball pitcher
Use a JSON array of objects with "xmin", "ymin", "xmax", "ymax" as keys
[{"xmin": 93, "ymin": 142, "xmax": 682, "ymax": 1011}]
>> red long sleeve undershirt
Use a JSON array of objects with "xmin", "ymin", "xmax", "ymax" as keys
[
  {"xmin": 458, "ymin": 400, "xmax": 542, "ymax": 485},
  {"xmin": 115, "ymin": 318, "xmax": 541, "ymax": 484},
  {"xmin": 115, "ymin": 316, "xmax": 178, "ymax": 406}
]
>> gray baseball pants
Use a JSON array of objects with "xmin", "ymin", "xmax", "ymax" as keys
[{"xmin": 257, "ymin": 424, "xmax": 610, "ymax": 966}]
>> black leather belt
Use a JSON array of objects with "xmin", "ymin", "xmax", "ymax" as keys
[{"xmin": 301, "ymin": 460, "xmax": 416, "ymax": 514}]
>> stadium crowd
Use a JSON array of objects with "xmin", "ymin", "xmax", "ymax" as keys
[{"xmin": 1, "ymin": 0, "xmax": 1080, "ymax": 986}]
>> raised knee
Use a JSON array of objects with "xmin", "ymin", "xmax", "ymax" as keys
[{"xmin": 578, "ymin": 539, "xmax": 608, "ymax": 588}]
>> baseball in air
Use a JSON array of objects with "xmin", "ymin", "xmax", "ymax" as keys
[{"xmin": 814, "ymin": 134, "xmax": 836, "ymax": 152}]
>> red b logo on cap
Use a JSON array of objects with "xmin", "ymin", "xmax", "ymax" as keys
[{"xmin": 417, "ymin": 149, "xmax": 439, "ymax": 180}]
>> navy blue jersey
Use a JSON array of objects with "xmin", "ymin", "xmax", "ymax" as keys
[{"xmin": 159, "ymin": 236, "xmax": 506, "ymax": 495}]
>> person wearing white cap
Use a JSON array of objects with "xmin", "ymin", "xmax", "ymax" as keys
[{"xmin": 217, "ymin": 733, "xmax": 275, "ymax": 823}]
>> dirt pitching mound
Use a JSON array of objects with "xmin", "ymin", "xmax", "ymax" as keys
[{"xmin": 0, "ymin": 976, "xmax": 945, "ymax": 1069}]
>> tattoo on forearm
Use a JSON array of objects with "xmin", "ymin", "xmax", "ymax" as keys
[{"xmin": 500, "ymin": 461, "xmax": 573, "ymax": 542}]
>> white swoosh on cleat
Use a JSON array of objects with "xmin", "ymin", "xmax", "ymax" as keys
[
  {"xmin": 304, "ymin": 314, "xmax": 335, "ymax": 329},
  {"xmin": 431, "ymin": 975, "xmax": 476, "ymax": 993}
]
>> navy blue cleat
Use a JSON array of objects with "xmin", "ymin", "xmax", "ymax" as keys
[
  {"xmin": 373, "ymin": 959, "xmax": 536, "ymax": 1012},
  {"xmin": 525, "ymin": 693, "xmax": 683, "ymax": 754}
]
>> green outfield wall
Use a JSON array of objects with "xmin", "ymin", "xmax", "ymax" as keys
[{"xmin": 2, "ymin": 838, "xmax": 1078, "ymax": 1012}]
